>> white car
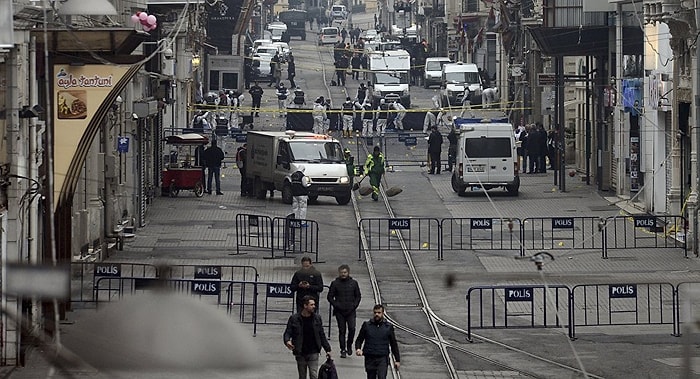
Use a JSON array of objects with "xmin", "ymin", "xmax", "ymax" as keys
[
  {"xmin": 252, "ymin": 54, "xmax": 273, "ymax": 79},
  {"xmin": 253, "ymin": 39, "xmax": 273, "ymax": 49},
  {"xmin": 255, "ymin": 45, "xmax": 280, "ymax": 57},
  {"xmin": 318, "ymin": 26, "xmax": 340, "ymax": 45},
  {"xmin": 424, "ymin": 57, "xmax": 452, "ymax": 88},
  {"xmin": 267, "ymin": 22, "xmax": 288, "ymax": 42},
  {"xmin": 362, "ymin": 29, "xmax": 379, "ymax": 41}
]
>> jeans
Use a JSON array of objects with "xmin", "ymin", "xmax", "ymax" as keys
[
  {"xmin": 295, "ymin": 353, "xmax": 320, "ymax": 379},
  {"xmin": 335, "ymin": 311, "xmax": 356, "ymax": 352},
  {"xmin": 207, "ymin": 166, "xmax": 221, "ymax": 193},
  {"xmin": 292, "ymin": 195, "xmax": 308, "ymax": 220},
  {"xmin": 364, "ymin": 355, "xmax": 389, "ymax": 379}
]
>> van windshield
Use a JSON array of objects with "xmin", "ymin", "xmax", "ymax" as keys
[
  {"xmin": 426, "ymin": 62, "xmax": 446, "ymax": 71},
  {"xmin": 465, "ymin": 138, "xmax": 511, "ymax": 158},
  {"xmin": 373, "ymin": 72, "xmax": 409, "ymax": 84},
  {"xmin": 323, "ymin": 29, "xmax": 338, "ymax": 36},
  {"xmin": 289, "ymin": 141, "xmax": 344, "ymax": 162},
  {"xmin": 445, "ymin": 72, "xmax": 480, "ymax": 84}
]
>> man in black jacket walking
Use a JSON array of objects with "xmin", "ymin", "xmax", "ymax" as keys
[
  {"xmin": 291, "ymin": 256, "xmax": 324, "ymax": 313},
  {"xmin": 283, "ymin": 295, "xmax": 332, "ymax": 379},
  {"xmin": 327, "ymin": 264, "xmax": 362, "ymax": 358},
  {"xmin": 355, "ymin": 304, "xmax": 400, "ymax": 379}
]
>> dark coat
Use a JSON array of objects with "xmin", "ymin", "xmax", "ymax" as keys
[
  {"xmin": 291, "ymin": 267, "xmax": 324, "ymax": 305},
  {"xmin": 290, "ymin": 170, "xmax": 309, "ymax": 196},
  {"xmin": 327, "ymin": 276, "xmax": 361, "ymax": 316},
  {"xmin": 283, "ymin": 312, "xmax": 331, "ymax": 356},
  {"xmin": 203, "ymin": 146, "xmax": 225, "ymax": 168},
  {"xmin": 428, "ymin": 129, "xmax": 443, "ymax": 153},
  {"xmin": 355, "ymin": 318, "xmax": 400, "ymax": 360}
]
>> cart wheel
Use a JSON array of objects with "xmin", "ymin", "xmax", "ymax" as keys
[
  {"xmin": 169, "ymin": 183, "xmax": 179, "ymax": 197},
  {"xmin": 194, "ymin": 181, "xmax": 204, "ymax": 197}
]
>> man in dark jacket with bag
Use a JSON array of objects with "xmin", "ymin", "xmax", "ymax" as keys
[
  {"xmin": 284, "ymin": 295, "xmax": 332, "ymax": 379},
  {"xmin": 327, "ymin": 264, "xmax": 361, "ymax": 358},
  {"xmin": 355, "ymin": 304, "xmax": 400, "ymax": 379}
]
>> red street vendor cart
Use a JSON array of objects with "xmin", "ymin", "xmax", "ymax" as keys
[{"xmin": 161, "ymin": 133, "xmax": 208, "ymax": 197}]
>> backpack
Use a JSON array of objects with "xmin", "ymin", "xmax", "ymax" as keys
[{"xmin": 317, "ymin": 356, "xmax": 338, "ymax": 379}]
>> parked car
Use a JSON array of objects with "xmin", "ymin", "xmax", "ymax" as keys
[
  {"xmin": 271, "ymin": 42, "xmax": 291, "ymax": 61},
  {"xmin": 362, "ymin": 29, "xmax": 379, "ymax": 41},
  {"xmin": 267, "ymin": 22, "xmax": 289, "ymax": 42},
  {"xmin": 252, "ymin": 54, "xmax": 273, "ymax": 80},
  {"xmin": 318, "ymin": 26, "xmax": 340, "ymax": 45},
  {"xmin": 253, "ymin": 39, "xmax": 273, "ymax": 49},
  {"xmin": 424, "ymin": 57, "xmax": 452, "ymax": 89}
]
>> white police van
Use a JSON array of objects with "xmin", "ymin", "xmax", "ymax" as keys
[{"xmin": 451, "ymin": 117, "xmax": 520, "ymax": 195}]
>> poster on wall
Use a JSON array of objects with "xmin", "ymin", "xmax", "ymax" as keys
[
  {"xmin": 629, "ymin": 136, "xmax": 640, "ymax": 192},
  {"xmin": 53, "ymin": 64, "xmax": 131, "ymax": 206}
]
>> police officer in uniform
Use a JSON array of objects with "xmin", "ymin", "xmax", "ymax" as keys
[
  {"xmin": 374, "ymin": 99, "xmax": 389, "ymax": 136},
  {"xmin": 341, "ymin": 97, "xmax": 356, "ymax": 138},
  {"xmin": 360, "ymin": 99, "xmax": 374, "ymax": 137}
]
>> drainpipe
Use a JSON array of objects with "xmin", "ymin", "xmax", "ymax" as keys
[{"xmin": 694, "ymin": 0, "xmax": 700, "ymax": 257}]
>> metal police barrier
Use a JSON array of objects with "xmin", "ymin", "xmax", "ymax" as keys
[
  {"xmin": 94, "ymin": 277, "xmax": 232, "ymax": 307},
  {"xmin": 377, "ymin": 130, "xmax": 432, "ymax": 167},
  {"xmin": 251, "ymin": 282, "xmax": 332, "ymax": 335},
  {"xmin": 70, "ymin": 262, "xmax": 158, "ymax": 307},
  {"xmin": 521, "ymin": 217, "xmax": 603, "ymax": 254},
  {"xmin": 235, "ymin": 213, "xmax": 273, "ymax": 256},
  {"xmin": 674, "ymin": 282, "xmax": 700, "ymax": 337},
  {"xmin": 602, "ymin": 215, "xmax": 687, "ymax": 258},
  {"xmin": 272, "ymin": 217, "xmax": 320, "ymax": 261},
  {"xmin": 164, "ymin": 264, "xmax": 259, "ymax": 325},
  {"xmin": 570, "ymin": 283, "xmax": 676, "ymax": 339},
  {"xmin": 466, "ymin": 285, "xmax": 572, "ymax": 341},
  {"xmin": 164, "ymin": 264, "xmax": 259, "ymax": 282},
  {"xmin": 441, "ymin": 217, "xmax": 524, "ymax": 258},
  {"xmin": 358, "ymin": 217, "xmax": 441, "ymax": 260}
]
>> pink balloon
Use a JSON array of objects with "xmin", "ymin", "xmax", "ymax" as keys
[
  {"xmin": 131, "ymin": 14, "xmax": 140, "ymax": 24},
  {"xmin": 139, "ymin": 12, "xmax": 148, "ymax": 21},
  {"xmin": 142, "ymin": 24, "xmax": 150, "ymax": 31},
  {"xmin": 141, "ymin": 19, "xmax": 149, "ymax": 25},
  {"xmin": 150, "ymin": 23, "xmax": 157, "ymax": 30},
  {"xmin": 147, "ymin": 15, "xmax": 157, "ymax": 25}
]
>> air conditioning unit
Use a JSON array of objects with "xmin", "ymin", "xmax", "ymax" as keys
[
  {"xmin": 659, "ymin": 80, "xmax": 673, "ymax": 110},
  {"xmin": 133, "ymin": 100, "xmax": 159, "ymax": 118}
]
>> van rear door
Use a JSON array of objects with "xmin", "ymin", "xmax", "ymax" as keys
[{"xmin": 464, "ymin": 136, "xmax": 513, "ymax": 182}]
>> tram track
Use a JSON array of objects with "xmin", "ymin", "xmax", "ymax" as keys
[{"xmin": 310, "ymin": 37, "xmax": 599, "ymax": 379}]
